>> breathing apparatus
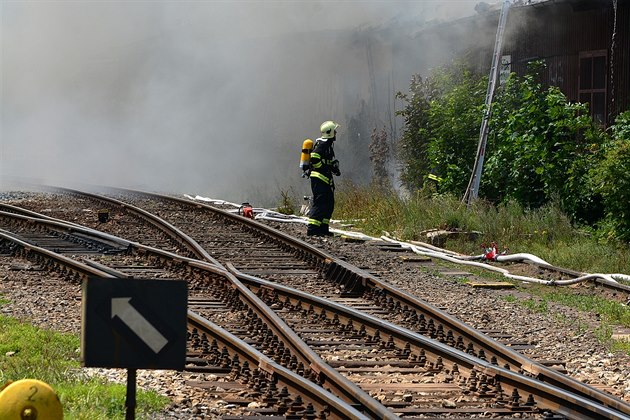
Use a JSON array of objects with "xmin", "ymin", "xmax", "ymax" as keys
[{"xmin": 299, "ymin": 138, "xmax": 313, "ymax": 177}]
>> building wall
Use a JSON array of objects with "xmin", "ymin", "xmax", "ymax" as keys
[{"xmin": 503, "ymin": 0, "xmax": 630, "ymax": 123}]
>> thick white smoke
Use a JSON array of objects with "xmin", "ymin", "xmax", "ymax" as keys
[{"xmin": 1, "ymin": 1, "xmax": 493, "ymax": 204}]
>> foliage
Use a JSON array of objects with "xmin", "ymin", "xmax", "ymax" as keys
[
  {"xmin": 485, "ymin": 62, "xmax": 606, "ymax": 223},
  {"xmin": 0, "ymin": 316, "xmax": 77, "ymax": 384},
  {"xmin": 395, "ymin": 75, "xmax": 433, "ymax": 191},
  {"xmin": 276, "ymin": 187, "xmax": 297, "ymax": 215},
  {"xmin": 334, "ymin": 184, "xmax": 630, "ymax": 273},
  {"xmin": 396, "ymin": 62, "xmax": 486, "ymax": 192},
  {"xmin": 544, "ymin": 291, "xmax": 630, "ymax": 327},
  {"xmin": 425, "ymin": 66, "xmax": 486, "ymax": 193},
  {"xmin": 500, "ymin": 289, "xmax": 630, "ymax": 353},
  {"xmin": 611, "ymin": 109, "xmax": 630, "ymax": 140},
  {"xmin": 0, "ymin": 313, "xmax": 169, "ymax": 418},
  {"xmin": 589, "ymin": 111, "xmax": 630, "ymax": 241},
  {"xmin": 395, "ymin": 60, "xmax": 617, "ymax": 230}
]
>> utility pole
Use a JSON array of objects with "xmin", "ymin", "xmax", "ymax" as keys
[{"xmin": 463, "ymin": 0, "xmax": 511, "ymax": 205}]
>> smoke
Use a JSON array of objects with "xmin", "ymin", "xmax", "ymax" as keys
[{"xmin": 1, "ymin": 0, "xmax": 492, "ymax": 205}]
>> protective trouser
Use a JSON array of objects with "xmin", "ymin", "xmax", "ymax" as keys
[{"xmin": 307, "ymin": 177, "xmax": 334, "ymax": 236}]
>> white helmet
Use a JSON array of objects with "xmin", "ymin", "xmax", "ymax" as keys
[{"xmin": 320, "ymin": 121, "xmax": 339, "ymax": 139}]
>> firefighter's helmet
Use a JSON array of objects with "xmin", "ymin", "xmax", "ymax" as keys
[{"xmin": 320, "ymin": 121, "xmax": 339, "ymax": 139}]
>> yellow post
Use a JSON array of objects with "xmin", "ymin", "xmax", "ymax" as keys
[{"xmin": 0, "ymin": 379, "xmax": 63, "ymax": 419}]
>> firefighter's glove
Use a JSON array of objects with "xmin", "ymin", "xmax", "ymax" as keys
[{"xmin": 331, "ymin": 160, "xmax": 341, "ymax": 176}]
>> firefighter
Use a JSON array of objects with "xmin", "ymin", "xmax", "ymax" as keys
[{"xmin": 307, "ymin": 120, "xmax": 341, "ymax": 236}]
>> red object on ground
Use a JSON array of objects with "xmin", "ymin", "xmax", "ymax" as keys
[
  {"xmin": 482, "ymin": 241, "xmax": 499, "ymax": 261},
  {"xmin": 240, "ymin": 203, "xmax": 254, "ymax": 219}
]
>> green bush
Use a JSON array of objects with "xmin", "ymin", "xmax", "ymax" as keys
[
  {"xmin": 484, "ymin": 62, "xmax": 605, "ymax": 222},
  {"xmin": 396, "ymin": 62, "xmax": 486, "ymax": 192},
  {"xmin": 397, "ymin": 61, "xmax": 607, "ymax": 223},
  {"xmin": 396, "ymin": 75, "xmax": 434, "ymax": 191},
  {"xmin": 395, "ymin": 60, "xmax": 630, "ymax": 244},
  {"xmin": 590, "ymin": 111, "xmax": 630, "ymax": 241}
]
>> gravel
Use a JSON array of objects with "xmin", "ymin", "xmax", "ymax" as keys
[{"xmin": 1, "ymin": 192, "xmax": 629, "ymax": 419}]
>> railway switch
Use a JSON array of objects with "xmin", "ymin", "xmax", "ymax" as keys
[{"xmin": 0, "ymin": 379, "xmax": 63, "ymax": 419}]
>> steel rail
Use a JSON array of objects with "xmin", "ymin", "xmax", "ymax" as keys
[
  {"xmin": 17, "ymin": 186, "xmax": 630, "ymax": 416},
  {"xmin": 0, "ymin": 228, "xmax": 117, "ymax": 281},
  {"xmin": 0, "ymin": 203, "xmax": 89, "ymax": 228},
  {"xmin": 0, "ymin": 210, "xmax": 133, "ymax": 251},
  {"xmin": 0, "ymin": 210, "xmax": 202, "ymax": 275},
  {"xmin": 189, "ymin": 264, "xmax": 397, "ymax": 419},
  {"xmin": 333, "ymin": 260, "xmax": 630, "ymax": 417},
  {"xmin": 187, "ymin": 311, "xmax": 369, "ymax": 420},
  {"xmin": 41, "ymin": 186, "xmax": 221, "ymax": 266},
  {"xmin": 119, "ymin": 188, "xmax": 630, "ymax": 417},
  {"xmin": 0, "ymin": 209, "xmax": 395, "ymax": 418},
  {"xmin": 229, "ymin": 264, "xmax": 630, "ymax": 420},
  {"xmin": 0, "ymin": 224, "xmax": 364, "ymax": 419},
  {"xmin": 107, "ymin": 188, "xmax": 630, "ymax": 417}
]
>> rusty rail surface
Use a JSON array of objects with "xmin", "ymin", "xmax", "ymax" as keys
[{"xmin": 0, "ymin": 223, "xmax": 369, "ymax": 419}]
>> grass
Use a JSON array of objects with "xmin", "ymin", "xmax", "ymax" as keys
[
  {"xmin": 0, "ymin": 306, "xmax": 170, "ymax": 419},
  {"xmin": 521, "ymin": 297, "xmax": 549, "ymax": 313},
  {"xmin": 334, "ymin": 183, "xmax": 630, "ymax": 274},
  {"xmin": 501, "ymin": 288, "xmax": 630, "ymax": 354},
  {"xmin": 501, "ymin": 291, "xmax": 630, "ymax": 328}
]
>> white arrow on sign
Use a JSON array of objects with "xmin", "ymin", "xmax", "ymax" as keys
[{"xmin": 111, "ymin": 297, "xmax": 168, "ymax": 354}]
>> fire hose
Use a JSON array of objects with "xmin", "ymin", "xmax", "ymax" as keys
[{"xmin": 188, "ymin": 194, "xmax": 630, "ymax": 288}]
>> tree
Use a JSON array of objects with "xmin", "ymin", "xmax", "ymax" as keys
[
  {"xmin": 396, "ymin": 60, "xmax": 607, "ymax": 224},
  {"xmin": 396, "ymin": 62, "xmax": 486, "ymax": 193},
  {"xmin": 590, "ymin": 111, "xmax": 630, "ymax": 241},
  {"xmin": 485, "ymin": 62, "xmax": 604, "ymax": 222},
  {"xmin": 396, "ymin": 74, "xmax": 433, "ymax": 191},
  {"xmin": 369, "ymin": 127, "xmax": 390, "ymax": 188}
]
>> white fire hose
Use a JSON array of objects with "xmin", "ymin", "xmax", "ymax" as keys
[{"xmin": 188, "ymin": 194, "xmax": 629, "ymax": 288}]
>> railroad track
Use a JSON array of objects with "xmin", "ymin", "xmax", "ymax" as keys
[
  {"xmin": 3, "ymin": 185, "xmax": 630, "ymax": 418},
  {"xmin": 0, "ymin": 214, "xmax": 369, "ymax": 418},
  {"xmin": 0, "ymin": 212, "xmax": 616, "ymax": 419}
]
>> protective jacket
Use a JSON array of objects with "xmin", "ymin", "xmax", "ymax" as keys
[
  {"xmin": 307, "ymin": 137, "xmax": 339, "ymax": 236},
  {"xmin": 309, "ymin": 137, "xmax": 338, "ymax": 187}
]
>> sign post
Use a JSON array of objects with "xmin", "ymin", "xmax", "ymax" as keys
[
  {"xmin": 126, "ymin": 368, "xmax": 136, "ymax": 420},
  {"xmin": 81, "ymin": 277, "xmax": 188, "ymax": 419}
]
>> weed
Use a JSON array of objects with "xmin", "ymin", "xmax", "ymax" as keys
[
  {"xmin": 521, "ymin": 298, "xmax": 548, "ymax": 313},
  {"xmin": 334, "ymin": 185, "xmax": 630, "ymax": 274},
  {"xmin": 276, "ymin": 187, "xmax": 297, "ymax": 215},
  {"xmin": 502, "ymin": 295, "xmax": 517, "ymax": 303},
  {"xmin": 611, "ymin": 339, "xmax": 630, "ymax": 354}
]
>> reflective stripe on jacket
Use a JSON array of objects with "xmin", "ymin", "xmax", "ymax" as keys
[{"xmin": 310, "ymin": 171, "xmax": 332, "ymax": 185}]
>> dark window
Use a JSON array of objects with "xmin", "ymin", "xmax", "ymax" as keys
[
  {"xmin": 578, "ymin": 51, "xmax": 607, "ymax": 124},
  {"xmin": 580, "ymin": 59, "xmax": 592, "ymax": 90},
  {"xmin": 593, "ymin": 56, "xmax": 606, "ymax": 89}
]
